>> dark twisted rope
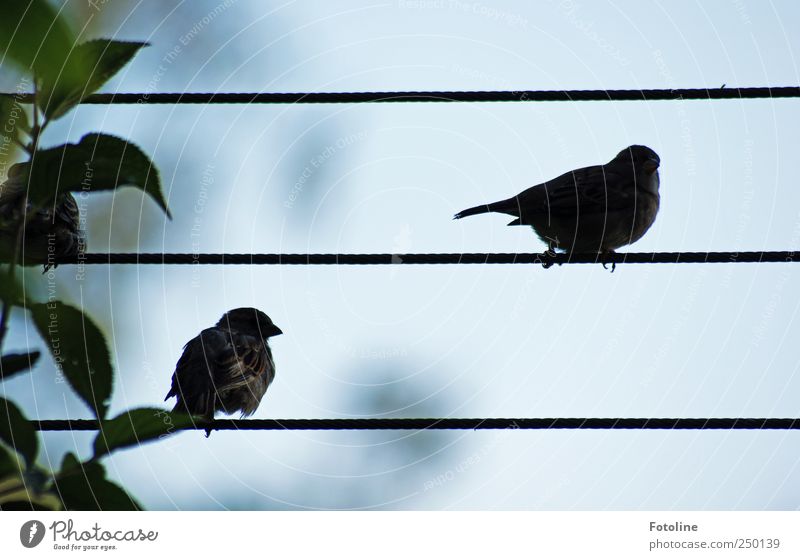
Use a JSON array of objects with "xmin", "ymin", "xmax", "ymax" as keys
[
  {"xmin": 46, "ymin": 251, "xmax": 800, "ymax": 266},
  {"xmin": 32, "ymin": 418, "xmax": 800, "ymax": 432},
  {"xmin": 7, "ymin": 86, "xmax": 800, "ymax": 105}
]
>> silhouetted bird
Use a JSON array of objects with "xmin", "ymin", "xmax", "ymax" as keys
[
  {"xmin": 166, "ymin": 308, "xmax": 283, "ymax": 424},
  {"xmin": 454, "ymin": 145, "xmax": 660, "ymax": 255},
  {"xmin": 0, "ymin": 165, "xmax": 82, "ymax": 270}
]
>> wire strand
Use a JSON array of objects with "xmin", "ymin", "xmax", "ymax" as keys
[
  {"xmin": 31, "ymin": 418, "xmax": 800, "ymax": 431},
  {"xmin": 7, "ymin": 86, "xmax": 800, "ymax": 105},
  {"xmin": 43, "ymin": 251, "xmax": 800, "ymax": 266}
]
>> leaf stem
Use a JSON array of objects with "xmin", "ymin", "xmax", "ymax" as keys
[
  {"xmin": 0, "ymin": 480, "xmax": 28, "ymax": 501},
  {"xmin": 0, "ymin": 84, "xmax": 47, "ymax": 351}
]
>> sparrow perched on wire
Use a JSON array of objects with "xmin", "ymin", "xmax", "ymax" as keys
[
  {"xmin": 454, "ymin": 145, "xmax": 661, "ymax": 259},
  {"xmin": 0, "ymin": 165, "xmax": 82, "ymax": 271},
  {"xmin": 165, "ymin": 308, "xmax": 283, "ymax": 425}
]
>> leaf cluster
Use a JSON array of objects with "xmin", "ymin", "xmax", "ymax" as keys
[{"xmin": 0, "ymin": 1, "xmax": 188, "ymax": 511}]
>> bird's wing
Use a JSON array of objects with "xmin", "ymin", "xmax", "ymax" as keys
[
  {"xmin": 54, "ymin": 194, "xmax": 80, "ymax": 228},
  {"xmin": 0, "ymin": 177, "xmax": 79, "ymax": 232},
  {"xmin": 524, "ymin": 163, "xmax": 637, "ymax": 217},
  {"xmin": 166, "ymin": 327, "xmax": 233, "ymax": 417},
  {"xmin": 0, "ymin": 176, "xmax": 25, "ymax": 225},
  {"xmin": 166, "ymin": 328, "xmax": 268, "ymax": 417},
  {"xmin": 218, "ymin": 331, "xmax": 268, "ymax": 392}
]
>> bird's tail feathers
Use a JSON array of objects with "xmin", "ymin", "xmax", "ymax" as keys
[{"xmin": 453, "ymin": 198, "xmax": 516, "ymax": 220}]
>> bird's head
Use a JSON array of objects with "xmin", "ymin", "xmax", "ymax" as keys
[
  {"xmin": 617, "ymin": 145, "xmax": 660, "ymax": 175},
  {"xmin": 217, "ymin": 307, "xmax": 283, "ymax": 338}
]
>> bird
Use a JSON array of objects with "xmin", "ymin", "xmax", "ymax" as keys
[
  {"xmin": 454, "ymin": 145, "xmax": 661, "ymax": 260},
  {"xmin": 0, "ymin": 164, "xmax": 83, "ymax": 271},
  {"xmin": 165, "ymin": 308, "xmax": 283, "ymax": 425}
]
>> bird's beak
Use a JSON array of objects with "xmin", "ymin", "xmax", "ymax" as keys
[
  {"xmin": 268, "ymin": 325, "xmax": 283, "ymax": 337},
  {"xmin": 643, "ymin": 158, "xmax": 659, "ymax": 174}
]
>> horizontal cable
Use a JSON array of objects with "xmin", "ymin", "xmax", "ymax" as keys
[
  {"xmin": 31, "ymin": 418, "xmax": 800, "ymax": 431},
  {"xmin": 7, "ymin": 86, "xmax": 800, "ymax": 105},
  {"xmin": 47, "ymin": 251, "xmax": 800, "ymax": 266}
]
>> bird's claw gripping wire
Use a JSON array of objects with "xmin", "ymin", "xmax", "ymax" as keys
[
  {"xmin": 535, "ymin": 248, "xmax": 558, "ymax": 269},
  {"xmin": 600, "ymin": 251, "xmax": 617, "ymax": 273},
  {"xmin": 199, "ymin": 416, "xmax": 214, "ymax": 438}
]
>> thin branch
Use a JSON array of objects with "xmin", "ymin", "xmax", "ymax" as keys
[{"xmin": 0, "ymin": 84, "xmax": 48, "ymax": 350}]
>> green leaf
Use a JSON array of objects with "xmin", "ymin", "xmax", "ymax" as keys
[
  {"xmin": 30, "ymin": 302, "xmax": 112, "ymax": 419},
  {"xmin": 0, "ymin": 474, "xmax": 61, "ymax": 511},
  {"xmin": 41, "ymin": 40, "xmax": 149, "ymax": 120},
  {"xmin": 0, "ymin": 444, "xmax": 21, "ymax": 477},
  {"xmin": 0, "ymin": 351, "xmax": 41, "ymax": 382},
  {"xmin": 0, "ymin": 275, "xmax": 25, "ymax": 306},
  {"xmin": 54, "ymin": 455, "xmax": 141, "ymax": 510},
  {"xmin": 0, "ymin": 136, "xmax": 19, "ymax": 169},
  {"xmin": 60, "ymin": 451, "xmax": 79, "ymax": 472},
  {"xmin": 0, "ymin": 97, "xmax": 29, "ymax": 164},
  {"xmin": 17, "ymin": 133, "xmax": 171, "ymax": 218},
  {"xmin": 0, "ymin": 498, "xmax": 60, "ymax": 510},
  {"xmin": 93, "ymin": 408, "xmax": 194, "ymax": 459},
  {"xmin": 0, "ymin": 0, "xmax": 77, "ymax": 89},
  {"xmin": 0, "ymin": 397, "xmax": 38, "ymax": 466},
  {"xmin": 0, "ymin": 96, "xmax": 29, "ymax": 134},
  {"xmin": 78, "ymin": 133, "xmax": 170, "ymax": 217}
]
